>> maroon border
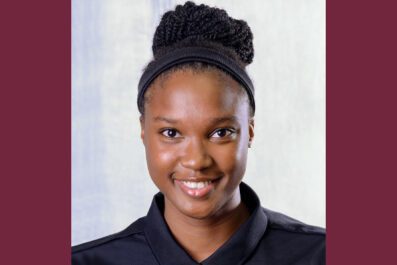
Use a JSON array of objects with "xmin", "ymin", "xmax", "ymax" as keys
[
  {"xmin": 2, "ymin": 0, "xmax": 396, "ymax": 263},
  {"xmin": 1, "ymin": 0, "xmax": 71, "ymax": 264},
  {"xmin": 327, "ymin": 0, "xmax": 397, "ymax": 264}
]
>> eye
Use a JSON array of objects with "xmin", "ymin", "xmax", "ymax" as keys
[
  {"xmin": 161, "ymin": 128, "xmax": 181, "ymax": 138},
  {"xmin": 210, "ymin": 128, "xmax": 236, "ymax": 138}
]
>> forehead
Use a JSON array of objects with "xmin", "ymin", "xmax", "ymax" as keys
[{"xmin": 145, "ymin": 69, "xmax": 249, "ymax": 119}]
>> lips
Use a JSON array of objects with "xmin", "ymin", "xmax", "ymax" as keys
[{"xmin": 173, "ymin": 177, "xmax": 221, "ymax": 198}]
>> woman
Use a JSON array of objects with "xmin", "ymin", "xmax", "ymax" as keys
[{"xmin": 72, "ymin": 2, "xmax": 325, "ymax": 264}]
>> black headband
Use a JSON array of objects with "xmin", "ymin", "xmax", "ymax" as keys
[{"xmin": 137, "ymin": 46, "xmax": 255, "ymax": 114}]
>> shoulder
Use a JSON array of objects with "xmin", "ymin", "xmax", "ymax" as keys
[
  {"xmin": 71, "ymin": 217, "xmax": 154, "ymax": 265},
  {"xmin": 259, "ymin": 208, "xmax": 325, "ymax": 265},
  {"xmin": 72, "ymin": 217, "xmax": 146, "ymax": 254},
  {"xmin": 263, "ymin": 207, "xmax": 325, "ymax": 235}
]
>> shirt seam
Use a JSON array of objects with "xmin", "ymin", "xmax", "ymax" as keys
[{"xmin": 268, "ymin": 225, "xmax": 326, "ymax": 236}]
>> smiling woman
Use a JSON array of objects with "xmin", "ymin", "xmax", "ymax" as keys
[
  {"xmin": 72, "ymin": 1, "xmax": 325, "ymax": 265},
  {"xmin": 143, "ymin": 69, "xmax": 251, "ymax": 212},
  {"xmin": 141, "ymin": 69, "xmax": 253, "ymax": 261}
]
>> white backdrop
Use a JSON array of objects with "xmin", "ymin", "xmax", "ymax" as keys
[{"xmin": 72, "ymin": 0, "xmax": 325, "ymax": 245}]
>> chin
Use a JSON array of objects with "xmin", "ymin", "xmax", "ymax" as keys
[
  {"xmin": 182, "ymin": 209, "xmax": 216, "ymax": 220},
  {"xmin": 178, "ymin": 200, "xmax": 219, "ymax": 220}
]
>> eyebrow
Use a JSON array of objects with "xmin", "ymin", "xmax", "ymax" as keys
[
  {"xmin": 210, "ymin": 116, "xmax": 238, "ymax": 125},
  {"xmin": 153, "ymin": 116, "xmax": 178, "ymax": 124},
  {"xmin": 153, "ymin": 115, "xmax": 239, "ymax": 125}
]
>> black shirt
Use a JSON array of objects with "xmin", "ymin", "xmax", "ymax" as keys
[{"xmin": 72, "ymin": 183, "xmax": 325, "ymax": 265}]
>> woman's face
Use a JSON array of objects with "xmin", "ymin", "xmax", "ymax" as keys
[{"xmin": 140, "ymin": 69, "xmax": 254, "ymax": 220}]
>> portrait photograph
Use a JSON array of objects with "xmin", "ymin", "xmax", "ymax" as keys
[{"xmin": 72, "ymin": 0, "xmax": 325, "ymax": 264}]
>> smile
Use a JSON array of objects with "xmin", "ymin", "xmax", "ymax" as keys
[
  {"xmin": 181, "ymin": 180, "xmax": 212, "ymax": 189},
  {"xmin": 174, "ymin": 178, "xmax": 219, "ymax": 198}
]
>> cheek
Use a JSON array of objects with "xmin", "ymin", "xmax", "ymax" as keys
[
  {"xmin": 145, "ymin": 138, "xmax": 178, "ymax": 179},
  {"xmin": 213, "ymin": 139, "xmax": 249, "ymax": 178}
]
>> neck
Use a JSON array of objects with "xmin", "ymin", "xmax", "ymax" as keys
[{"xmin": 163, "ymin": 190, "xmax": 250, "ymax": 262}]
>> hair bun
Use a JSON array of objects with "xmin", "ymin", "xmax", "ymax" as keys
[{"xmin": 152, "ymin": 1, "xmax": 254, "ymax": 65}]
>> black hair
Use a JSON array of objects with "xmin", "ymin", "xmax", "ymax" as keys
[{"xmin": 142, "ymin": 1, "xmax": 254, "ymax": 115}]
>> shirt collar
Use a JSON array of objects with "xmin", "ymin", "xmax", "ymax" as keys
[{"xmin": 144, "ymin": 182, "xmax": 268, "ymax": 265}]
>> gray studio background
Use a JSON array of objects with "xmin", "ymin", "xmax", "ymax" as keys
[{"xmin": 72, "ymin": 0, "xmax": 325, "ymax": 245}]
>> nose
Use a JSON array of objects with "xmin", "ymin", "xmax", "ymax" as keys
[{"xmin": 180, "ymin": 138, "xmax": 213, "ymax": 171}]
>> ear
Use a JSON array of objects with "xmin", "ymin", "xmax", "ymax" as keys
[
  {"xmin": 139, "ymin": 116, "xmax": 145, "ymax": 142},
  {"xmin": 248, "ymin": 117, "xmax": 254, "ymax": 148}
]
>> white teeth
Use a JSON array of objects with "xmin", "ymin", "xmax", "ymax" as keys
[{"xmin": 181, "ymin": 180, "xmax": 211, "ymax": 189}]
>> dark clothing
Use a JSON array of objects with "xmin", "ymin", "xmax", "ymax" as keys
[{"xmin": 72, "ymin": 183, "xmax": 325, "ymax": 265}]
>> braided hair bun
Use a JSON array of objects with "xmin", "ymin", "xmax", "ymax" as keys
[{"xmin": 152, "ymin": 1, "xmax": 254, "ymax": 66}]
